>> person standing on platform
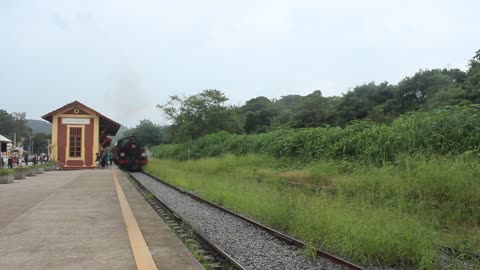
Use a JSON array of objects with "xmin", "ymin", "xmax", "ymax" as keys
[
  {"xmin": 105, "ymin": 152, "xmax": 110, "ymax": 168},
  {"xmin": 101, "ymin": 151, "xmax": 106, "ymax": 168},
  {"xmin": 95, "ymin": 153, "xmax": 100, "ymax": 169}
]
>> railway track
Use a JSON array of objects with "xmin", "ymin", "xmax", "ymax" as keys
[{"xmin": 128, "ymin": 171, "xmax": 365, "ymax": 270}]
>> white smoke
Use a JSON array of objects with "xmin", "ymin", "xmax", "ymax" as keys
[{"xmin": 108, "ymin": 66, "xmax": 156, "ymax": 128}]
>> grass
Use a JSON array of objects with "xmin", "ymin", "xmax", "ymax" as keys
[
  {"xmin": 143, "ymin": 191, "xmax": 155, "ymax": 200},
  {"xmin": 144, "ymin": 154, "xmax": 480, "ymax": 269}
]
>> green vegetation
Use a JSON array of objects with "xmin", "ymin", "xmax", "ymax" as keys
[
  {"xmin": 148, "ymin": 100, "xmax": 480, "ymax": 268},
  {"xmin": 0, "ymin": 168, "xmax": 14, "ymax": 175},
  {"xmin": 122, "ymin": 120, "xmax": 165, "ymax": 147},
  {"xmin": 143, "ymin": 191, "xmax": 155, "ymax": 200},
  {"xmin": 145, "ymin": 50, "xmax": 480, "ymax": 269},
  {"xmin": 0, "ymin": 110, "xmax": 50, "ymax": 154},
  {"xmin": 152, "ymin": 105, "xmax": 480, "ymax": 163},
  {"xmin": 13, "ymin": 166, "xmax": 29, "ymax": 172},
  {"xmin": 145, "ymin": 154, "xmax": 480, "ymax": 269}
]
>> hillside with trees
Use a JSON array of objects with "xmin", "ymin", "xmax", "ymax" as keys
[
  {"xmin": 157, "ymin": 50, "xmax": 480, "ymax": 143},
  {"xmin": 0, "ymin": 111, "xmax": 51, "ymax": 154},
  {"xmin": 27, "ymin": 120, "xmax": 51, "ymax": 134}
]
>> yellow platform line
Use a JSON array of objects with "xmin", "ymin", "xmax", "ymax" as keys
[{"xmin": 113, "ymin": 170, "xmax": 158, "ymax": 270}]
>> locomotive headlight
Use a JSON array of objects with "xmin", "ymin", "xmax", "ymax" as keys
[
  {"xmin": 141, "ymin": 153, "xmax": 146, "ymax": 157},
  {"xmin": 131, "ymin": 144, "xmax": 137, "ymax": 149},
  {"xmin": 120, "ymin": 152, "xmax": 125, "ymax": 157}
]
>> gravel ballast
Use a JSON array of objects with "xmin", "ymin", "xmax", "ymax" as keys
[{"xmin": 131, "ymin": 172, "xmax": 349, "ymax": 270}]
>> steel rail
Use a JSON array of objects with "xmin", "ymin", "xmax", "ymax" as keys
[
  {"xmin": 128, "ymin": 172, "xmax": 246, "ymax": 270},
  {"xmin": 141, "ymin": 171, "xmax": 365, "ymax": 270},
  {"xmin": 440, "ymin": 246, "xmax": 480, "ymax": 261}
]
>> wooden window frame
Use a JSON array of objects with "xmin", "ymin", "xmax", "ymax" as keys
[
  {"xmin": 69, "ymin": 127, "xmax": 82, "ymax": 157},
  {"xmin": 66, "ymin": 125, "xmax": 84, "ymax": 160}
]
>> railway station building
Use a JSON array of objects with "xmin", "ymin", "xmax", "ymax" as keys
[{"xmin": 42, "ymin": 100, "xmax": 121, "ymax": 170}]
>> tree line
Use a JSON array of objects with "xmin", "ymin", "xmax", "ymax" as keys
[
  {"xmin": 0, "ymin": 111, "xmax": 50, "ymax": 154},
  {"xmin": 153, "ymin": 49, "xmax": 480, "ymax": 144}
]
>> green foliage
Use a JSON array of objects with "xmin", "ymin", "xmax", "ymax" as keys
[
  {"xmin": 144, "ymin": 191, "xmax": 155, "ymax": 200},
  {"xmin": 14, "ymin": 166, "xmax": 29, "ymax": 172},
  {"xmin": 337, "ymin": 82, "xmax": 394, "ymax": 124},
  {"xmin": 124, "ymin": 119, "xmax": 164, "ymax": 146},
  {"xmin": 157, "ymin": 89, "xmax": 242, "ymax": 143},
  {"xmin": 31, "ymin": 132, "xmax": 50, "ymax": 154},
  {"xmin": 0, "ymin": 110, "xmax": 32, "ymax": 142},
  {"xmin": 393, "ymin": 69, "xmax": 463, "ymax": 114},
  {"xmin": 463, "ymin": 49, "xmax": 480, "ymax": 103},
  {"xmin": 0, "ymin": 169, "xmax": 14, "ymax": 175},
  {"xmin": 151, "ymin": 131, "xmax": 234, "ymax": 160},
  {"xmin": 0, "ymin": 109, "xmax": 16, "ymax": 136},
  {"xmin": 152, "ymin": 106, "xmax": 480, "ymax": 164}
]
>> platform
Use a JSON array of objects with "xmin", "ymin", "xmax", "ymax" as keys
[{"xmin": 0, "ymin": 168, "xmax": 204, "ymax": 270}]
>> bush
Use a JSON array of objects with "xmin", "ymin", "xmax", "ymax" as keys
[
  {"xmin": 14, "ymin": 166, "xmax": 29, "ymax": 172},
  {"xmin": 0, "ymin": 169, "xmax": 15, "ymax": 175}
]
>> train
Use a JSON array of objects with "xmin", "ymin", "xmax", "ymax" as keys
[{"xmin": 112, "ymin": 135, "xmax": 148, "ymax": 171}]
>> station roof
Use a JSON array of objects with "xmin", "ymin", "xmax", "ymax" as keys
[{"xmin": 41, "ymin": 100, "xmax": 121, "ymax": 136}]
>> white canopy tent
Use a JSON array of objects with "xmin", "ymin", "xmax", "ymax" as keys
[
  {"xmin": 0, "ymin": 134, "xmax": 12, "ymax": 143},
  {"xmin": 1, "ymin": 134, "xmax": 12, "ymax": 169}
]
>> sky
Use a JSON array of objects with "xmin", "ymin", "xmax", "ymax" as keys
[{"xmin": 1, "ymin": 0, "xmax": 479, "ymax": 128}]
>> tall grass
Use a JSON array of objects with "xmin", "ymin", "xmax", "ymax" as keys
[
  {"xmin": 151, "ymin": 106, "xmax": 480, "ymax": 163},
  {"xmin": 144, "ymin": 154, "xmax": 480, "ymax": 269}
]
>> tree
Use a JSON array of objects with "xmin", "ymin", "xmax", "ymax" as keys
[
  {"xmin": 0, "ymin": 109, "xmax": 32, "ymax": 143},
  {"xmin": 292, "ymin": 95, "xmax": 340, "ymax": 127},
  {"xmin": 272, "ymin": 95, "xmax": 303, "ymax": 126},
  {"xmin": 12, "ymin": 112, "xmax": 32, "ymax": 143},
  {"xmin": 392, "ymin": 69, "xmax": 462, "ymax": 114},
  {"xmin": 243, "ymin": 109, "xmax": 276, "ymax": 134},
  {"xmin": 337, "ymin": 82, "xmax": 394, "ymax": 124},
  {"xmin": 0, "ymin": 110, "xmax": 15, "ymax": 137},
  {"xmin": 157, "ymin": 89, "xmax": 242, "ymax": 142},
  {"xmin": 463, "ymin": 49, "xmax": 480, "ymax": 103},
  {"xmin": 240, "ymin": 96, "xmax": 274, "ymax": 114},
  {"xmin": 31, "ymin": 132, "xmax": 50, "ymax": 154},
  {"xmin": 240, "ymin": 96, "xmax": 277, "ymax": 133},
  {"xmin": 126, "ymin": 120, "xmax": 164, "ymax": 146}
]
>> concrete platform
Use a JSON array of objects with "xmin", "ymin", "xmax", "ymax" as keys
[{"xmin": 0, "ymin": 168, "xmax": 204, "ymax": 270}]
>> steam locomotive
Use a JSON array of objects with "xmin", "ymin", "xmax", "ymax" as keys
[{"xmin": 112, "ymin": 136, "xmax": 148, "ymax": 171}]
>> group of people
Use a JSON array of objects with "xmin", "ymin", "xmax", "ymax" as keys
[
  {"xmin": 96, "ymin": 151, "xmax": 112, "ymax": 169},
  {"xmin": 1, "ymin": 154, "xmax": 49, "ymax": 169}
]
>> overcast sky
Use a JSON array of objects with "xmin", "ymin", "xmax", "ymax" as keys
[{"xmin": 1, "ymin": 0, "xmax": 479, "ymax": 128}]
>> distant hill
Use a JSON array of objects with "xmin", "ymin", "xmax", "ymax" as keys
[{"xmin": 27, "ymin": 120, "xmax": 51, "ymax": 134}]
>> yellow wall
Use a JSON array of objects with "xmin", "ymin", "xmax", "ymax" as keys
[{"xmin": 51, "ymin": 105, "xmax": 100, "ymax": 168}]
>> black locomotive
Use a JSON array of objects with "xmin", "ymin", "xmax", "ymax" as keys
[{"xmin": 112, "ymin": 136, "xmax": 148, "ymax": 171}]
